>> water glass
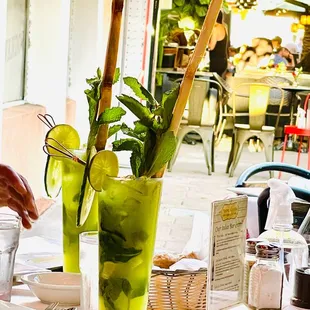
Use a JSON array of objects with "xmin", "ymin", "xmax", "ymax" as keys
[
  {"xmin": 79, "ymin": 231, "xmax": 98, "ymax": 310},
  {"xmin": 0, "ymin": 214, "xmax": 20, "ymax": 301}
]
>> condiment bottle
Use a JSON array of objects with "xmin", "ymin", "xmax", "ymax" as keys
[
  {"xmin": 248, "ymin": 242, "xmax": 283, "ymax": 310},
  {"xmin": 243, "ymin": 238, "xmax": 267, "ymax": 305},
  {"xmin": 291, "ymin": 267, "xmax": 310, "ymax": 309},
  {"xmin": 259, "ymin": 179, "xmax": 308, "ymax": 289}
]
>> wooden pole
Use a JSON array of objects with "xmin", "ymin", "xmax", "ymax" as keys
[
  {"xmin": 96, "ymin": 0, "xmax": 125, "ymax": 151},
  {"xmin": 155, "ymin": 0, "xmax": 223, "ymax": 178}
]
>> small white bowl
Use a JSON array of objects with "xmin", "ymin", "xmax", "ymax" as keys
[{"xmin": 21, "ymin": 272, "xmax": 80, "ymax": 305}]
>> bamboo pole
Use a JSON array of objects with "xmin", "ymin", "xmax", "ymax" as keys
[
  {"xmin": 155, "ymin": 0, "xmax": 223, "ymax": 178},
  {"xmin": 96, "ymin": 0, "xmax": 125, "ymax": 151}
]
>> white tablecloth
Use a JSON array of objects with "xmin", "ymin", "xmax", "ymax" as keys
[{"xmin": 9, "ymin": 285, "xmax": 294, "ymax": 310}]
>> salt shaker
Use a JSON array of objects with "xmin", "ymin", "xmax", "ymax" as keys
[
  {"xmin": 243, "ymin": 238, "xmax": 267, "ymax": 305},
  {"xmin": 248, "ymin": 242, "xmax": 283, "ymax": 310}
]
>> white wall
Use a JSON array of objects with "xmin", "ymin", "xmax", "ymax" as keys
[
  {"xmin": 67, "ymin": 0, "xmax": 103, "ymax": 143},
  {"xmin": 25, "ymin": 0, "xmax": 71, "ymax": 124},
  {"xmin": 230, "ymin": 11, "xmax": 299, "ymax": 48},
  {"xmin": 0, "ymin": 0, "xmax": 8, "ymax": 161}
]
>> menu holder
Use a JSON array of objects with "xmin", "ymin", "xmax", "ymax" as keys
[{"xmin": 207, "ymin": 196, "xmax": 248, "ymax": 310}]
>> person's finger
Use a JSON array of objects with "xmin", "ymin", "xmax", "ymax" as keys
[
  {"xmin": 0, "ymin": 165, "xmax": 27, "ymax": 195},
  {"xmin": 7, "ymin": 198, "xmax": 32, "ymax": 229},
  {"xmin": 18, "ymin": 174, "xmax": 38, "ymax": 220}
]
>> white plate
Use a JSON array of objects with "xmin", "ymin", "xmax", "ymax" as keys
[
  {"xmin": 21, "ymin": 272, "xmax": 80, "ymax": 305},
  {"xmin": 0, "ymin": 301, "xmax": 31, "ymax": 309}
]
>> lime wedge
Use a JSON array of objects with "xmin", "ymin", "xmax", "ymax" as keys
[
  {"xmin": 45, "ymin": 124, "xmax": 80, "ymax": 157},
  {"xmin": 44, "ymin": 155, "xmax": 62, "ymax": 198},
  {"xmin": 88, "ymin": 150, "xmax": 119, "ymax": 191},
  {"xmin": 77, "ymin": 146, "xmax": 97, "ymax": 227}
]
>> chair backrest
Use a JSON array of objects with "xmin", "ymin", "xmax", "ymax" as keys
[
  {"xmin": 187, "ymin": 79, "xmax": 208, "ymax": 126},
  {"xmin": 232, "ymin": 83, "xmax": 285, "ymax": 130},
  {"xmin": 248, "ymin": 84, "xmax": 270, "ymax": 130},
  {"xmin": 258, "ymin": 76, "xmax": 292, "ymax": 107},
  {"xmin": 173, "ymin": 78, "xmax": 223, "ymax": 127}
]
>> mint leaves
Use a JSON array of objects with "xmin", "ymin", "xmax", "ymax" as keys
[
  {"xmin": 113, "ymin": 78, "xmax": 179, "ymax": 177},
  {"xmin": 100, "ymin": 229, "xmax": 141, "ymax": 263}
]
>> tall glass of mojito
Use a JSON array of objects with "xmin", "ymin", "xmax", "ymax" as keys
[
  {"xmin": 98, "ymin": 177, "xmax": 162, "ymax": 310},
  {"xmin": 62, "ymin": 151, "xmax": 98, "ymax": 273}
]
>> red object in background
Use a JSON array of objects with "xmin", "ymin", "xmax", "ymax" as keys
[{"xmin": 280, "ymin": 93, "xmax": 310, "ymax": 174}]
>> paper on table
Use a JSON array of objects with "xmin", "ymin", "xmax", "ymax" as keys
[
  {"xmin": 16, "ymin": 237, "xmax": 62, "ymax": 270},
  {"xmin": 0, "ymin": 300, "xmax": 32, "ymax": 309},
  {"xmin": 17, "ymin": 236, "xmax": 61, "ymax": 255}
]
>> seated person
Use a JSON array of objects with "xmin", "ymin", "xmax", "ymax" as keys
[
  {"xmin": 296, "ymin": 51, "xmax": 310, "ymax": 73},
  {"xmin": 271, "ymin": 36, "xmax": 282, "ymax": 53},
  {"xmin": 273, "ymin": 47, "xmax": 295, "ymax": 68}
]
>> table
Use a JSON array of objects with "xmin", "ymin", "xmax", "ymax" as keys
[
  {"xmin": 156, "ymin": 68, "xmax": 214, "ymax": 78},
  {"xmin": 9, "ymin": 284, "xmax": 291, "ymax": 310}
]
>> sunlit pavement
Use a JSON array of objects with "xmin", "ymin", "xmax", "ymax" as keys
[{"xmin": 22, "ymin": 136, "xmax": 309, "ymax": 254}]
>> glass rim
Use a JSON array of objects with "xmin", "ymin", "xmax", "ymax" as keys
[
  {"xmin": 80, "ymin": 231, "xmax": 98, "ymax": 245},
  {"xmin": 108, "ymin": 177, "xmax": 163, "ymax": 182},
  {"xmin": 0, "ymin": 213, "xmax": 21, "ymax": 225}
]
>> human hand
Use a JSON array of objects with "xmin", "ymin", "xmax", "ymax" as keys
[{"xmin": 0, "ymin": 164, "xmax": 38, "ymax": 228}]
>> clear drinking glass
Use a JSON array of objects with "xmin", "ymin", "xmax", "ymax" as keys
[
  {"xmin": 79, "ymin": 231, "xmax": 98, "ymax": 310},
  {"xmin": 62, "ymin": 150, "xmax": 98, "ymax": 273},
  {"xmin": 0, "ymin": 214, "xmax": 21, "ymax": 301},
  {"xmin": 98, "ymin": 177, "xmax": 162, "ymax": 310}
]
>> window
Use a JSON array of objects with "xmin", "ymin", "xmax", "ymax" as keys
[{"xmin": 4, "ymin": 0, "xmax": 27, "ymax": 103}]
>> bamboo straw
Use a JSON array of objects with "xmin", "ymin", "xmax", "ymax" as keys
[
  {"xmin": 155, "ymin": 0, "xmax": 223, "ymax": 178},
  {"xmin": 96, "ymin": 0, "xmax": 125, "ymax": 151}
]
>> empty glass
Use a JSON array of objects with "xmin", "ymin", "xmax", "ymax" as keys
[
  {"xmin": 79, "ymin": 231, "xmax": 98, "ymax": 310},
  {"xmin": 0, "ymin": 214, "xmax": 20, "ymax": 301}
]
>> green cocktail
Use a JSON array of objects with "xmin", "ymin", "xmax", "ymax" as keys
[
  {"xmin": 62, "ymin": 152, "xmax": 98, "ymax": 273},
  {"xmin": 98, "ymin": 177, "xmax": 162, "ymax": 310}
]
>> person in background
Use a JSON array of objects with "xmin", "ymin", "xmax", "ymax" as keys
[
  {"xmin": 273, "ymin": 47, "xmax": 295, "ymax": 68},
  {"xmin": 0, "ymin": 164, "xmax": 38, "ymax": 229},
  {"xmin": 271, "ymin": 36, "xmax": 282, "ymax": 52},
  {"xmin": 296, "ymin": 51, "xmax": 310, "ymax": 73},
  {"xmin": 208, "ymin": 10, "xmax": 228, "ymax": 78}
]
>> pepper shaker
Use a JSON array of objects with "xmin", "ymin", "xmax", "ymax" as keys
[
  {"xmin": 248, "ymin": 242, "xmax": 283, "ymax": 310},
  {"xmin": 243, "ymin": 238, "xmax": 267, "ymax": 305}
]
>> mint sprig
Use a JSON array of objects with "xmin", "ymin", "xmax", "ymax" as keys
[{"xmin": 113, "ymin": 77, "xmax": 179, "ymax": 177}]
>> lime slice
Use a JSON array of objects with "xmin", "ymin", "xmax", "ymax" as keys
[
  {"xmin": 77, "ymin": 146, "xmax": 97, "ymax": 227},
  {"xmin": 44, "ymin": 155, "xmax": 62, "ymax": 198},
  {"xmin": 45, "ymin": 124, "xmax": 80, "ymax": 157},
  {"xmin": 88, "ymin": 150, "xmax": 119, "ymax": 191}
]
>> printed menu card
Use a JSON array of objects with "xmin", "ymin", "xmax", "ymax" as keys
[{"xmin": 207, "ymin": 196, "xmax": 248, "ymax": 310}]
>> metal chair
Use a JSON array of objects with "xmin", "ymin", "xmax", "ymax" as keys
[
  {"xmin": 258, "ymin": 76, "xmax": 293, "ymax": 135},
  {"xmin": 168, "ymin": 78, "xmax": 223, "ymax": 175},
  {"xmin": 235, "ymin": 162, "xmax": 310, "ymax": 234},
  {"xmin": 226, "ymin": 83, "xmax": 285, "ymax": 177}
]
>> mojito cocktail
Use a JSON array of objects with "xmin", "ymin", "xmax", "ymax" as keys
[
  {"xmin": 98, "ymin": 177, "xmax": 162, "ymax": 310},
  {"xmin": 62, "ymin": 152, "xmax": 98, "ymax": 273}
]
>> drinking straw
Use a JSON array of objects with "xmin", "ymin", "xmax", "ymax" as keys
[
  {"xmin": 96, "ymin": 0, "xmax": 125, "ymax": 151},
  {"xmin": 155, "ymin": 0, "xmax": 223, "ymax": 178}
]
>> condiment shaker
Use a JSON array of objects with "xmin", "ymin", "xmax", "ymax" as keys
[
  {"xmin": 248, "ymin": 242, "xmax": 283, "ymax": 310},
  {"xmin": 291, "ymin": 267, "xmax": 310, "ymax": 309},
  {"xmin": 243, "ymin": 238, "xmax": 267, "ymax": 305}
]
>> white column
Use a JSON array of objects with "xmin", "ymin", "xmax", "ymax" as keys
[
  {"xmin": 25, "ymin": 0, "xmax": 71, "ymax": 124},
  {"xmin": 0, "ymin": 0, "xmax": 8, "ymax": 161},
  {"xmin": 67, "ymin": 0, "xmax": 101, "ymax": 143}
]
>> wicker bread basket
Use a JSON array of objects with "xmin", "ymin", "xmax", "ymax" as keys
[{"xmin": 147, "ymin": 268, "xmax": 207, "ymax": 310}]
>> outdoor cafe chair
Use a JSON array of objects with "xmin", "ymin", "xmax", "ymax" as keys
[
  {"xmin": 280, "ymin": 93, "xmax": 310, "ymax": 172},
  {"xmin": 235, "ymin": 162, "xmax": 310, "ymax": 234},
  {"xmin": 226, "ymin": 83, "xmax": 285, "ymax": 177},
  {"xmin": 168, "ymin": 78, "xmax": 223, "ymax": 175},
  {"xmin": 258, "ymin": 76, "xmax": 293, "ymax": 135}
]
